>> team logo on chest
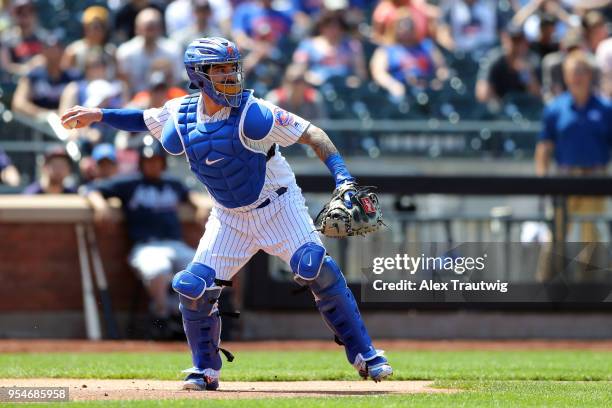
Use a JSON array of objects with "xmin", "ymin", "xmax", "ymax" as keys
[{"xmin": 274, "ymin": 107, "xmax": 295, "ymax": 127}]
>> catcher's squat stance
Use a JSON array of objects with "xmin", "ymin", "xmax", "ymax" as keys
[{"xmin": 61, "ymin": 37, "xmax": 391, "ymax": 390}]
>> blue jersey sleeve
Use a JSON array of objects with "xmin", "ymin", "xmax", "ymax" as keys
[
  {"xmin": 100, "ymin": 109, "xmax": 148, "ymax": 132},
  {"xmin": 243, "ymin": 101, "xmax": 274, "ymax": 141},
  {"xmin": 161, "ymin": 118, "xmax": 185, "ymax": 155},
  {"xmin": 539, "ymin": 103, "xmax": 557, "ymax": 143}
]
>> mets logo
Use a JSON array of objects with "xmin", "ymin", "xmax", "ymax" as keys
[
  {"xmin": 274, "ymin": 107, "xmax": 294, "ymax": 127},
  {"xmin": 227, "ymin": 46, "xmax": 234, "ymax": 57},
  {"xmin": 360, "ymin": 197, "xmax": 376, "ymax": 214}
]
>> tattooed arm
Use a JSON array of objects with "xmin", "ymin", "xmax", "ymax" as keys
[
  {"xmin": 296, "ymin": 124, "xmax": 338, "ymax": 162},
  {"xmin": 297, "ymin": 125, "xmax": 354, "ymax": 187}
]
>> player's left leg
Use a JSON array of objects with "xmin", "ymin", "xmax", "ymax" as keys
[{"xmin": 255, "ymin": 189, "xmax": 392, "ymax": 381}]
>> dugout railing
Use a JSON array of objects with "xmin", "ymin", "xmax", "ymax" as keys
[{"xmin": 243, "ymin": 174, "xmax": 612, "ymax": 312}]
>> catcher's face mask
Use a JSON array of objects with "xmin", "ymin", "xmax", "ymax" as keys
[{"xmin": 195, "ymin": 61, "xmax": 244, "ymax": 107}]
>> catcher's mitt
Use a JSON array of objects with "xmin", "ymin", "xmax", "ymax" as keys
[{"xmin": 315, "ymin": 183, "xmax": 384, "ymax": 238}]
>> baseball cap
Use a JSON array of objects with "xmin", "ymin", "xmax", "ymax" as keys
[
  {"xmin": 44, "ymin": 146, "xmax": 71, "ymax": 163},
  {"xmin": 149, "ymin": 70, "xmax": 169, "ymax": 90},
  {"xmin": 561, "ymin": 28, "xmax": 584, "ymax": 51},
  {"xmin": 192, "ymin": 0, "xmax": 211, "ymax": 10},
  {"xmin": 139, "ymin": 139, "xmax": 166, "ymax": 159},
  {"xmin": 92, "ymin": 143, "xmax": 116, "ymax": 163},
  {"xmin": 84, "ymin": 79, "xmax": 122, "ymax": 108},
  {"xmin": 505, "ymin": 23, "xmax": 525, "ymax": 38},
  {"xmin": 82, "ymin": 6, "xmax": 109, "ymax": 25}
]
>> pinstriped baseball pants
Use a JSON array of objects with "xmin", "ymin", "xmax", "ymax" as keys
[{"xmin": 193, "ymin": 187, "xmax": 324, "ymax": 281}]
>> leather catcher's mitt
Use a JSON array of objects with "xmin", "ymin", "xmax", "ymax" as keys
[{"xmin": 315, "ymin": 183, "xmax": 383, "ymax": 238}]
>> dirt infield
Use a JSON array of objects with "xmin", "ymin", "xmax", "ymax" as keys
[
  {"xmin": 0, "ymin": 379, "xmax": 454, "ymax": 400},
  {"xmin": 1, "ymin": 339, "xmax": 611, "ymax": 353}
]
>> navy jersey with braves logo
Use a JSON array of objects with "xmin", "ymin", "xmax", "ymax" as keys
[{"xmin": 91, "ymin": 173, "xmax": 190, "ymax": 244}]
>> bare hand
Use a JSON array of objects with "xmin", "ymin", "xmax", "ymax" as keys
[
  {"xmin": 60, "ymin": 105, "xmax": 103, "ymax": 129},
  {"xmin": 93, "ymin": 206, "xmax": 119, "ymax": 224}
]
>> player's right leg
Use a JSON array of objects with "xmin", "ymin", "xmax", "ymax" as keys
[
  {"xmin": 172, "ymin": 262, "xmax": 222, "ymax": 391},
  {"xmin": 173, "ymin": 208, "xmax": 255, "ymax": 390}
]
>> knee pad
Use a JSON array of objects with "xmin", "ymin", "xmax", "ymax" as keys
[
  {"xmin": 290, "ymin": 242, "xmax": 326, "ymax": 281},
  {"xmin": 172, "ymin": 262, "xmax": 216, "ymax": 300}
]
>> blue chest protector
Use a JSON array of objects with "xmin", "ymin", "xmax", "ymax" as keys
[{"xmin": 176, "ymin": 91, "xmax": 267, "ymax": 208}]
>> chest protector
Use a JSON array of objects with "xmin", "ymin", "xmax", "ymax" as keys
[{"xmin": 176, "ymin": 91, "xmax": 267, "ymax": 208}]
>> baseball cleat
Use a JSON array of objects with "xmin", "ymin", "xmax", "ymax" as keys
[
  {"xmin": 364, "ymin": 357, "xmax": 393, "ymax": 382},
  {"xmin": 182, "ymin": 368, "xmax": 220, "ymax": 391},
  {"xmin": 353, "ymin": 349, "xmax": 393, "ymax": 382}
]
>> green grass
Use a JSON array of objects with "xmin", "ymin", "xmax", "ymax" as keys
[
  {"xmin": 1, "ymin": 350, "xmax": 611, "ymax": 407},
  {"xmin": 0, "ymin": 350, "xmax": 610, "ymax": 381}
]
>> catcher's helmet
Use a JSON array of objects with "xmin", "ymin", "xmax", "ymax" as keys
[{"xmin": 184, "ymin": 37, "xmax": 244, "ymax": 107}]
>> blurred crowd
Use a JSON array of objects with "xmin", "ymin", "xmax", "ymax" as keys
[{"xmin": 0, "ymin": 0, "xmax": 610, "ymax": 190}]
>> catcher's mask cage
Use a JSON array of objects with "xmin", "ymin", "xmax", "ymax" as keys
[{"xmin": 192, "ymin": 60, "xmax": 244, "ymax": 108}]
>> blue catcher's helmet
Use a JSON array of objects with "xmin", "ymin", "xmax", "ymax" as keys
[{"xmin": 184, "ymin": 37, "xmax": 244, "ymax": 108}]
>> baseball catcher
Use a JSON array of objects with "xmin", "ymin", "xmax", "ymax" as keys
[{"xmin": 60, "ymin": 37, "xmax": 392, "ymax": 390}]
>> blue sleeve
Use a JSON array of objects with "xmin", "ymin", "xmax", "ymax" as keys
[
  {"xmin": 325, "ymin": 153, "xmax": 355, "ymax": 188},
  {"xmin": 243, "ymin": 102, "xmax": 274, "ymax": 140},
  {"xmin": 161, "ymin": 118, "xmax": 185, "ymax": 154},
  {"xmin": 100, "ymin": 109, "xmax": 148, "ymax": 132},
  {"xmin": 0, "ymin": 148, "xmax": 11, "ymax": 171},
  {"xmin": 539, "ymin": 104, "xmax": 557, "ymax": 143}
]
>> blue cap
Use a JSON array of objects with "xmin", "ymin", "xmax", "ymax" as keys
[{"xmin": 92, "ymin": 143, "xmax": 116, "ymax": 163}]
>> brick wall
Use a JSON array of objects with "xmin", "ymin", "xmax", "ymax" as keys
[{"xmin": 0, "ymin": 196, "xmax": 204, "ymax": 313}]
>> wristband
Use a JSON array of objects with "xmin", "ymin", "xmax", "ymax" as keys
[{"xmin": 324, "ymin": 153, "xmax": 355, "ymax": 188}]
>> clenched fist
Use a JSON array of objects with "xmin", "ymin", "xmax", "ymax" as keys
[{"xmin": 60, "ymin": 106, "xmax": 103, "ymax": 129}]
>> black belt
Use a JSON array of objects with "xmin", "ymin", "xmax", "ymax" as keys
[
  {"xmin": 256, "ymin": 187, "xmax": 287, "ymax": 209},
  {"xmin": 266, "ymin": 144, "xmax": 276, "ymax": 161}
]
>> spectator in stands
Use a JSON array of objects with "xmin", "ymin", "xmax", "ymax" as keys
[
  {"xmin": 170, "ymin": 0, "xmax": 220, "ymax": 51},
  {"xmin": 116, "ymin": 8, "xmax": 183, "ymax": 96},
  {"xmin": 371, "ymin": 10, "xmax": 448, "ymax": 100},
  {"xmin": 265, "ymin": 64, "xmax": 326, "ymax": 120},
  {"xmin": 128, "ymin": 70, "xmax": 187, "ymax": 110},
  {"xmin": 436, "ymin": 0, "xmax": 499, "ymax": 56},
  {"xmin": 85, "ymin": 140, "xmax": 209, "ymax": 337},
  {"xmin": 0, "ymin": 147, "xmax": 20, "ymax": 187},
  {"xmin": 113, "ymin": 0, "xmax": 165, "ymax": 44},
  {"xmin": 292, "ymin": 10, "xmax": 367, "ymax": 87},
  {"xmin": 165, "ymin": 0, "xmax": 231, "ymax": 39},
  {"xmin": 476, "ymin": 24, "xmax": 541, "ymax": 105},
  {"xmin": 372, "ymin": 0, "xmax": 437, "ymax": 45},
  {"xmin": 59, "ymin": 51, "xmax": 126, "ymax": 151},
  {"xmin": 60, "ymin": 6, "xmax": 116, "ymax": 77},
  {"xmin": 11, "ymin": 35, "xmax": 79, "ymax": 120},
  {"xmin": 0, "ymin": 0, "xmax": 46, "ymax": 77},
  {"xmin": 527, "ymin": 13, "xmax": 560, "ymax": 60},
  {"xmin": 535, "ymin": 50, "xmax": 612, "ymax": 281},
  {"xmin": 583, "ymin": 10, "xmax": 609, "ymax": 55},
  {"xmin": 541, "ymin": 28, "xmax": 583, "ymax": 102},
  {"xmin": 512, "ymin": 0, "xmax": 574, "ymax": 56},
  {"xmin": 596, "ymin": 36, "xmax": 612, "ymax": 99},
  {"xmin": 91, "ymin": 143, "xmax": 119, "ymax": 181},
  {"xmin": 22, "ymin": 147, "xmax": 75, "ymax": 194},
  {"xmin": 231, "ymin": 0, "xmax": 293, "ymax": 53},
  {"xmin": 536, "ymin": 50, "xmax": 612, "ymax": 177}
]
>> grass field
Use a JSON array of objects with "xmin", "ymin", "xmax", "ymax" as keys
[{"xmin": 1, "ymin": 349, "xmax": 611, "ymax": 407}]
